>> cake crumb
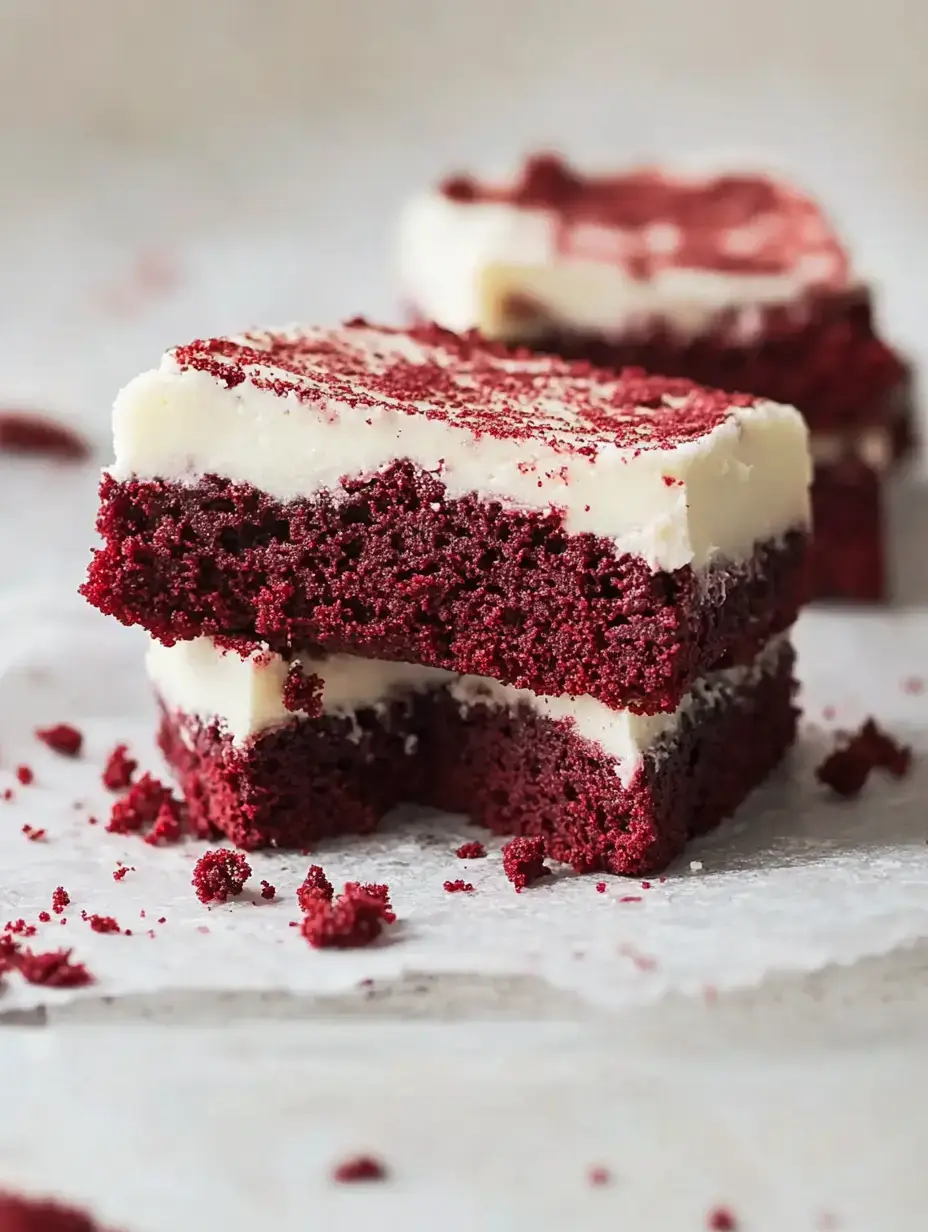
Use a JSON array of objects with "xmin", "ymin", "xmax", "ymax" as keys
[
  {"xmin": 38, "ymin": 911, "xmax": 51, "ymax": 923},
  {"xmin": 192, "ymin": 849, "xmax": 252, "ymax": 904},
  {"xmin": 0, "ymin": 1189, "xmax": 110, "ymax": 1229},
  {"xmin": 143, "ymin": 800, "xmax": 183, "ymax": 845},
  {"xmin": 455, "ymin": 840, "xmax": 486, "ymax": 859},
  {"xmin": 16, "ymin": 947, "xmax": 94, "ymax": 987},
  {"xmin": 16, "ymin": 765, "xmax": 34, "ymax": 786},
  {"xmin": 22, "ymin": 824, "xmax": 46, "ymax": 842},
  {"xmin": 707, "ymin": 1206, "xmax": 738, "ymax": 1230},
  {"xmin": 296, "ymin": 864, "xmax": 334, "ymax": 911},
  {"xmin": 107, "ymin": 772, "xmax": 175, "ymax": 835},
  {"xmin": 35, "ymin": 723, "xmax": 83, "ymax": 757},
  {"xmin": 588, "ymin": 1166, "xmax": 611, "ymax": 1186},
  {"xmin": 502, "ymin": 836, "xmax": 551, "ymax": 892},
  {"xmin": 260, "ymin": 880, "xmax": 276, "ymax": 900},
  {"xmin": 0, "ymin": 411, "xmax": 90, "ymax": 461},
  {"xmin": 112, "ymin": 866, "xmax": 133, "ymax": 882},
  {"xmin": 619, "ymin": 895, "xmax": 642, "ymax": 903},
  {"xmin": 443, "ymin": 879, "xmax": 474, "ymax": 893},
  {"xmin": 102, "ymin": 743, "xmax": 137, "ymax": 790},
  {"xmin": 301, "ymin": 882, "xmax": 395, "ymax": 950},
  {"xmin": 816, "ymin": 718, "xmax": 912, "ymax": 798},
  {"xmin": 331, "ymin": 1155, "xmax": 388, "ymax": 1183},
  {"xmin": 51, "ymin": 887, "xmax": 70, "ymax": 915}
]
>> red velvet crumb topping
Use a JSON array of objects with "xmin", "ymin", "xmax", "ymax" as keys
[
  {"xmin": 301, "ymin": 882, "xmax": 395, "ymax": 950},
  {"xmin": 260, "ymin": 880, "xmax": 276, "ymax": 900},
  {"xmin": 331, "ymin": 1155, "xmax": 388, "ymax": 1183},
  {"xmin": 0, "ymin": 1190, "xmax": 110, "ymax": 1230},
  {"xmin": 502, "ymin": 836, "xmax": 551, "ymax": 892},
  {"xmin": 816, "ymin": 718, "xmax": 912, "ymax": 798},
  {"xmin": 0, "ymin": 412, "xmax": 90, "ymax": 461},
  {"xmin": 16, "ymin": 765, "xmax": 34, "ymax": 786},
  {"xmin": 192, "ymin": 849, "xmax": 252, "ymax": 904},
  {"xmin": 169, "ymin": 320, "xmax": 750, "ymax": 454},
  {"xmin": 22, "ymin": 825, "xmax": 46, "ymax": 842},
  {"xmin": 443, "ymin": 879, "xmax": 474, "ymax": 893},
  {"xmin": 296, "ymin": 864, "xmax": 334, "ymax": 911},
  {"xmin": 83, "ymin": 913, "xmax": 121, "ymax": 935},
  {"xmin": 143, "ymin": 801, "xmax": 183, "ymax": 846},
  {"xmin": 112, "ymin": 866, "xmax": 132, "ymax": 881},
  {"xmin": 51, "ymin": 887, "xmax": 70, "ymax": 915},
  {"xmin": 108, "ymin": 773, "xmax": 184, "ymax": 841},
  {"xmin": 455, "ymin": 840, "xmax": 486, "ymax": 859},
  {"xmin": 102, "ymin": 743, "xmax": 137, "ymax": 791},
  {"xmin": 438, "ymin": 154, "xmax": 847, "ymax": 286},
  {"xmin": 35, "ymin": 723, "xmax": 83, "ymax": 757}
]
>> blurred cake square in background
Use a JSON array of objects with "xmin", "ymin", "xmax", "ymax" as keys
[{"xmin": 398, "ymin": 155, "xmax": 915, "ymax": 602}]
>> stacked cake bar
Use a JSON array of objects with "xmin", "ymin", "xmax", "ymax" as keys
[
  {"xmin": 83, "ymin": 321, "xmax": 811, "ymax": 875},
  {"xmin": 398, "ymin": 156, "xmax": 913, "ymax": 601}
]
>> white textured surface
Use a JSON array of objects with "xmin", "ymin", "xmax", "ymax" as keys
[{"xmin": 0, "ymin": 2, "xmax": 927, "ymax": 1225}]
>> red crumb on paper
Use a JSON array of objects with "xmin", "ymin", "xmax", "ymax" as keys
[
  {"xmin": 641, "ymin": 880, "xmax": 652, "ymax": 889},
  {"xmin": 661, "ymin": 474, "xmax": 684, "ymax": 487},
  {"xmin": 443, "ymin": 879, "xmax": 474, "ymax": 893},
  {"xmin": 16, "ymin": 765, "xmax": 34, "ymax": 786},
  {"xmin": 143, "ymin": 801, "xmax": 183, "ymax": 846},
  {"xmin": 455, "ymin": 840, "xmax": 486, "ymax": 859},
  {"xmin": 595, "ymin": 882, "xmax": 607, "ymax": 893},
  {"xmin": 112, "ymin": 866, "xmax": 133, "ymax": 881},
  {"xmin": 37, "ymin": 911, "xmax": 50, "ymax": 923},
  {"xmin": 2, "ymin": 788, "xmax": 12, "ymax": 801},
  {"xmin": 51, "ymin": 887, "xmax": 70, "ymax": 914},
  {"xmin": 816, "ymin": 718, "xmax": 912, "ymax": 797},
  {"xmin": 35, "ymin": 723, "xmax": 83, "ymax": 757},
  {"xmin": 5, "ymin": 919, "xmax": 36, "ymax": 938},
  {"xmin": 707, "ymin": 1207, "xmax": 738, "ymax": 1230},
  {"xmin": 102, "ymin": 743, "xmax": 137, "ymax": 790},
  {"xmin": 301, "ymin": 882, "xmax": 395, "ymax": 950},
  {"xmin": 22, "ymin": 825, "xmax": 46, "ymax": 842},
  {"xmin": 619, "ymin": 895, "xmax": 642, "ymax": 903},
  {"xmin": 192, "ymin": 849, "xmax": 252, "ymax": 904},
  {"xmin": 0, "ymin": 411, "xmax": 90, "ymax": 461},
  {"xmin": 82, "ymin": 913, "xmax": 121, "ymax": 935},
  {"xmin": 331, "ymin": 1155, "xmax": 388, "ymax": 1183},
  {"xmin": 260, "ymin": 880, "xmax": 276, "ymax": 900},
  {"xmin": 107, "ymin": 772, "xmax": 181, "ymax": 838},
  {"xmin": 296, "ymin": 864, "xmax": 334, "ymax": 910},
  {"xmin": 16, "ymin": 947, "xmax": 94, "ymax": 987},
  {"xmin": 588, "ymin": 1166, "xmax": 612, "ymax": 1186},
  {"xmin": 502, "ymin": 836, "xmax": 551, "ymax": 892},
  {"xmin": 0, "ymin": 1189, "xmax": 112, "ymax": 1230}
]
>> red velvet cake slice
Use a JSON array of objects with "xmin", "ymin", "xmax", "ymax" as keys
[
  {"xmin": 398, "ymin": 156, "xmax": 912, "ymax": 602},
  {"xmin": 82, "ymin": 320, "xmax": 810, "ymax": 714},
  {"xmin": 149, "ymin": 634, "xmax": 798, "ymax": 874}
]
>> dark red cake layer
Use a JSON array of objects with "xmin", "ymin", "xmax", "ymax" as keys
[
  {"xmin": 83, "ymin": 462, "xmax": 808, "ymax": 714},
  {"xmin": 156, "ymin": 641, "xmax": 797, "ymax": 875},
  {"xmin": 810, "ymin": 460, "xmax": 886, "ymax": 602},
  {"xmin": 492, "ymin": 290, "xmax": 911, "ymax": 437}
]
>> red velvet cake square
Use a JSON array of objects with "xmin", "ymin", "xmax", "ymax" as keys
[
  {"xmin": 82, "ymin": 320, "xmax": 811, "ymax": 714},
  {"xmin": 149, "ymin": 634, "xmax": 797, "ymax": 875},
  {"xmin": 398, "ymin": 156, "xmax": 912, "ymax": 601}
]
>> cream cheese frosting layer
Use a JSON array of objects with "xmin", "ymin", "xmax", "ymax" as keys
[
  {"xmin": 110, "ymin": 322, "xmax": 811, "ymax": 574},
  {"xmin": 147, "ymin": 635, "xmax": 791, "ymax": 788},
  {"xmin": 398, "ymin": 170, "xmax": 851, "ymax": 342}
]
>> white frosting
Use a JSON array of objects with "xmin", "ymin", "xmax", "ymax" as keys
[
  {"xmin": 147, "ymin": 636, "xmax": 789, "ymax": 788},
  {"xmin": 397, "ymin": 190, "xmax": 845, "ymax": 341},
  {"xmin": 110, "ymin": 324, "xmax": 811, "ymax": 574}
]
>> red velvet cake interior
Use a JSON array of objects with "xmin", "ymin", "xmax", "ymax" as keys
[{"xmin": 150, "ymin": 635, "xmax": 797, "ymax": 876}]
